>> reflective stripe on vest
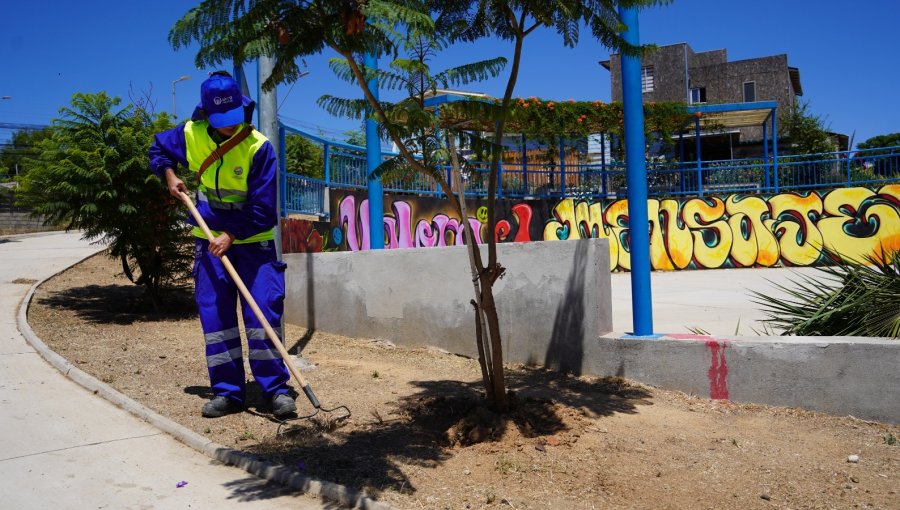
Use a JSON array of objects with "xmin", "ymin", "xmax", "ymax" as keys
[{"xmin": 183, "ymin": 120, "xmax": 274, "ymax": 243}]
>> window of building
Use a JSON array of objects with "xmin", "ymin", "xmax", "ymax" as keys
[
  {"xmin": 641, "ymin": 66, "xmax": 654, "ymax": 93},
  {"xmin": 743, "ymin": 81, "xmax": 756, "ymax": 102},
  {"xmin": 690, "ymin": 87, "xmax": 707, "ymax": 104}
]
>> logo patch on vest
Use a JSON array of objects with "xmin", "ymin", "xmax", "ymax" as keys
[{"xmin": 233, "ymin": 166, "xmax": 244, "ymax": 176}]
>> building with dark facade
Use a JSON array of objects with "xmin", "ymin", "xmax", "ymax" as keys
[{"xmin": 600, "ymin": 43, "xmax": 806, "ymax": 160}]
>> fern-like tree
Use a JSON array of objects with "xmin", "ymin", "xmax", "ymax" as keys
[
  {"xmin": 170, "ymin": 0, "xmax": 666, "ymax": 411},
  {"xmin": 15, "ymin": 92, "xmax": 192, "ymax": 305}
]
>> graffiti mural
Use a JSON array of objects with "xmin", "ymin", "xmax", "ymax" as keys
[
  {"xmin": 281, "ymin": 217, "xmax": 330, "ymax": 254},
  {"xmin": 321, "ymin": 185, "xmax": 900, "ymax": 271}
]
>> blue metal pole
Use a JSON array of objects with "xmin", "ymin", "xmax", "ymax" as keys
[
  {"xmin": 763, "ymin": 118, "xmax": 770, "ymax": 192},
  {"xmin": 365, "ymin": 53, "xmax": 384, "ymax": 250},
  {"xmin": 846, "ymin": 147, "xmax": 852, "ymax": 186},
  {"xmin": 522, "ymin": 134, "xmax": 528, "ymax": 195},
  {"xmin": 618, "ymin": 6, "xmax": 654, "ymax": 337},
  {"xmin": 323, "ymin": 143, "xmax": 331, "ymax": 185},
  {"xmin": 678, "ymin": 130, "xmax": 684, "ymax": 193},
  {"xmin": 772, "ymin": 109, "xmax": 779, "ymax": 193},
  {"xmin": 695, "ymin": 116, "xmax": 702, "ymax": 196},
  {"xmin": 601, "ymin": 133, "xmax": 608, "ymax": 197},
  {"xmin": 278, "ymin": 125, "xmax": 287, "ymax": 216},
  {"xmin": 559, "ymin": 137, "xmax": 566, "ymax": 196}
]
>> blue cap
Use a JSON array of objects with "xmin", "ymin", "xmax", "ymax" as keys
[{"xmin": 200, "ymin": 74, "xmax": 245, "ymax": 128}]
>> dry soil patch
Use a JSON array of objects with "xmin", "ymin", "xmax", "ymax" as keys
[{"xmin": 28, "ymin": 252, "xmax": 900, "ymax": 509}]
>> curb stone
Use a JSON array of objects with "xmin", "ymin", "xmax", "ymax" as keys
[{"xmin": 16, "ymin": 251, "xmax": 398, "ymax": 510}]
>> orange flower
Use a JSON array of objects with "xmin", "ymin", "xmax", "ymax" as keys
[{"xmin": 568, "ymin": 99, "xmax": 575, "ymax": 103}]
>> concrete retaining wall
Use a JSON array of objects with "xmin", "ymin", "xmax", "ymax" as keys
[
  {"xmin": 284, "ymin": 238, "xmax": 613, "ymax": 367},
  {"xmin": 0, "ymin": 212, "xmax": 55, "ymax": 234},
  {"xmin": 282, "ymin": 237, "xmax": 899, "ymax": 424},
  {"xmin": 588, "ymin": 334, "xmax": 900, "ymax": 424}
]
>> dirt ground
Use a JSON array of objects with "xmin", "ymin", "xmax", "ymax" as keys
[{"xmin": 28, "ymin": 252, "xmax": 899, "ymax": 509}]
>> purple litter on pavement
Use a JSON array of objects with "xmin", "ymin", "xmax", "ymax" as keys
[{"xmin": 176, "ymin": 481, "xmax": 188, "ymax": 488}]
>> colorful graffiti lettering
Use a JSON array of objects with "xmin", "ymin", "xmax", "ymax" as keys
[
  {"xmin": 324, "ymin": 186, "xmax": 900, "ymax": 271},
  {"xmin": 336, "ymin": 194, "xmax": 485, "ymax": 251}
]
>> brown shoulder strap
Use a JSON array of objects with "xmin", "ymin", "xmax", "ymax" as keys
[{"xmin": 197, "ymin": 125, "xmax": 254, "ymax": 182}]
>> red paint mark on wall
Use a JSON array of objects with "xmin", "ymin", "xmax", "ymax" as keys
[{"xmin": 706, "ymin": 340, "xmax": 729, "ymax": 400}]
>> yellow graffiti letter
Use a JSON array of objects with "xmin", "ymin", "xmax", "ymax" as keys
[
  {"xmin": 768, "ymin": 192, "xmax": 824, "ymax": 266},
  {"xmin": 725, "ymin": 195, "xmax": 780, "ymax": 267},
  {"xmin": 683, "ymin": 197, "xmax": 733, "ymax": 269}
]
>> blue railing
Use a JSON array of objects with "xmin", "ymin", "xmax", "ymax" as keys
[
  {"xmin": 278, "ymin": 122, "xmax": 900, "ymax": 217},
  {"xmin": 284, "ymin": 174, "xmax": 327, "ymax": 216}
]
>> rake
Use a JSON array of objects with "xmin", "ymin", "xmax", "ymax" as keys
[{"xmin": 178, "ymin": 191, "xmax": 350, "ymax": 430}]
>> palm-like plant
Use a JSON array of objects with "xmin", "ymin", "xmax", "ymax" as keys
[{"xmin": 751, "ymin": 250, "xmax": 900, "ymax": 338}]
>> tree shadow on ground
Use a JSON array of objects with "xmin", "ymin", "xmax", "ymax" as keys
[
  {"xmin": 239, "ymin": 366, "xmax": 651, "ymax": 500},
  {"xmin": 219, "ymin": 476, "xmax": 347, "ymax": 508},
  {"xmin": 36, "ymin": 284, "xmax": 196, "ymax": 324}
]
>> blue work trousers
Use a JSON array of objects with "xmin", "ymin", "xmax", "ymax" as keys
[{"xmin": 193, "ymin": 238, "xmax": 290, "ymax": 403}]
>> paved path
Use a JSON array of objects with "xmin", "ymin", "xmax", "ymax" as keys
[
  {"xmin": 0, "ymin": 231, "xmax": 324, "ymax": 510},
  {"xmin": 610, "ymin": 265, "xmax": 821, "ymax": 336}
]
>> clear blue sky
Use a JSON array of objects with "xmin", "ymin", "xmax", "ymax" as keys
[{"xmin": 1, "ymin": 1, "xmax": 897, "ymax": 147}]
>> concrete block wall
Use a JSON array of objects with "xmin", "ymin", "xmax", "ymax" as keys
[
  {"xmin": 0, "ymin": 212, "xmax": 55, "ymax": 234},
  {"xmin": 283, "ymin": 238, "xmax": 613, "ymax": 368}
]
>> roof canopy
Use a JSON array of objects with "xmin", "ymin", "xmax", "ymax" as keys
[{"xmin": 687, "ymin": 101, "xmax": 777, "ymax": 130}]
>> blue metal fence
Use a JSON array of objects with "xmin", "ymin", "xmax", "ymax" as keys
[
  {"xmin": 279, "ymin": 121, "xmax": 900, "ymax": 217},
  {"xmin": 284, "ymin": 173, "xmax": 327, "ymax": 216}
]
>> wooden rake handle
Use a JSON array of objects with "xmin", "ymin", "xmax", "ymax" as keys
[{"xmin": 177, "ymin": 191, "xmax": 320, "ymax": 409}]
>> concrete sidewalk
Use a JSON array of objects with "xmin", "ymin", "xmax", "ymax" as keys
[
  {"xmin": 610, "ymin": 265, "xmax": 821, "ymax": 335},
  {"xmin": 0, "ymin": 232, "xmax": 325, "ymax": 510}
]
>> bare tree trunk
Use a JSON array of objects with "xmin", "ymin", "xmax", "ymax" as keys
[{"xmin": 446, "ymin": 132, "xmax": 495, "ymax": 403}]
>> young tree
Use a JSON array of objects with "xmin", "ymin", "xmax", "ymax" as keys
[
  {"xmin": 170, "ymin": 0, "xmax": 666, "ymax": 411},
  {"xmin": 343, "ymin": 122, "xmax": 367, "ymax": 147},
  {"xmin": 285, "ymin": 134, "xmax": 326, "ymax": 179},
  {"xmin": 0, "ymin": 127, "xmax": 53, "ymax": 180},
  {"xmin": 15, "ymin": 92, "xmax": 192, "ymax": 305},
  {"xmin": 858, "ymin": 132, "xmax": 900, "ymax": 151},
  {"xmin": 779, "ymin": 98, "xmax": 836, "ymax": 155}
]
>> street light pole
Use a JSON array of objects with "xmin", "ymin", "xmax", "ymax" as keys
[{"xmin": 171, "ymin": 75, "xmax": 191, "ymax": 118}]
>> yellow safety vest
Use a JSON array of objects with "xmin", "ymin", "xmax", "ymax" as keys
[{"xmin": 183, "ymin": 120, "xmax": 274, "ymax": 243}]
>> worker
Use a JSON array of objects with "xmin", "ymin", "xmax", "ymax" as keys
[{"xmin": 148, "ymin": 71, "xmax": 296, "ymax": 418}]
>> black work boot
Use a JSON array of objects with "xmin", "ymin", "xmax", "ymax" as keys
[
  {"xmin": 201, "ymin": 396, "xmax": 243, "ymax": 418},
  {"xmin": 271, "ymin": 393, "xmax": 297, "ymax": 418}
]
